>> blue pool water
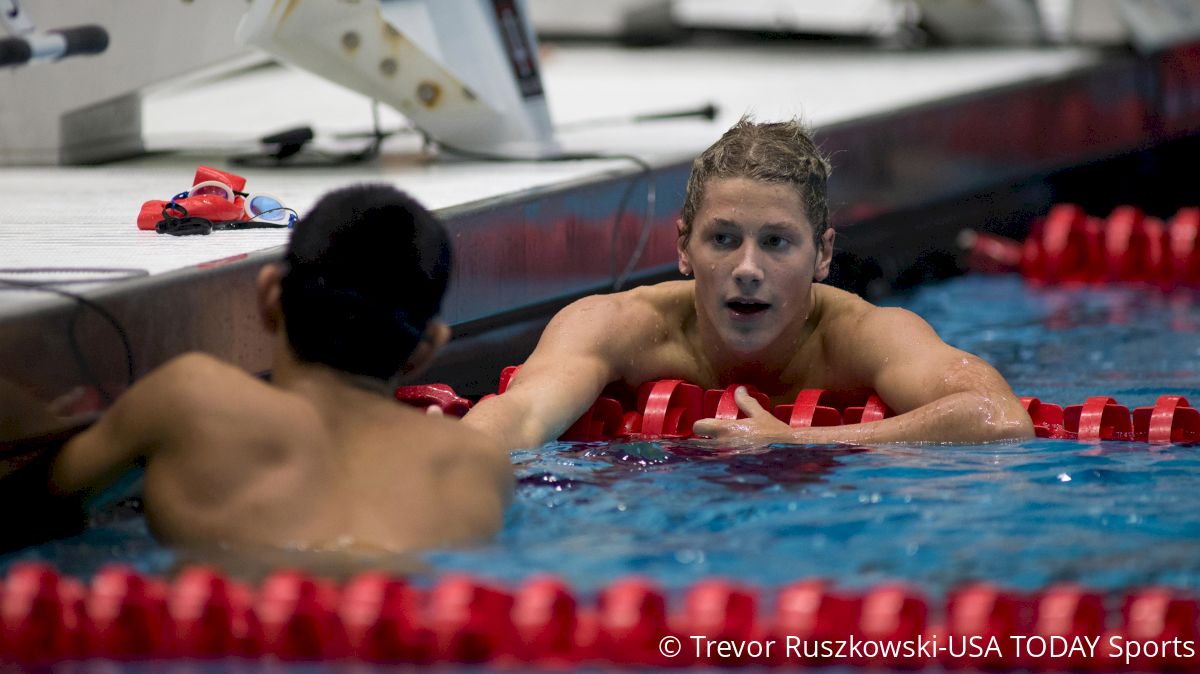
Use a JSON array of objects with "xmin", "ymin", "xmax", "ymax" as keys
[{"xmin": 5, "ymin": 275, "xmax": 1200, "ymax": 601}]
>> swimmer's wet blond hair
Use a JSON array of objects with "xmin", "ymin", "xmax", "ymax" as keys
[{"xmin": 680, "ymin": 115, "xmax": 831, "ymax": 249}]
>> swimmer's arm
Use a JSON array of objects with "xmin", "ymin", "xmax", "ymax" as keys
[
  {"xmin": 462, "ymin": 297, "xmax": 622, "ymax": 451},
  {"xmin": 855, "ymin": 308, "xmax": 1032, "ymax": 441},
  {"xmin": 50, "ymin": 355, "xmax": 197, "ymax": 498},
  {"xmin": 818, "ymin": 307, "xmax": 1033, "ymax": 443}
]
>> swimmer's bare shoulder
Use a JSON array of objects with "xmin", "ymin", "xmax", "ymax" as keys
[
  {"xmin": 333, "ymin": 410, "xmax": 512, "ymax": 551},
  {"xmin": 811, "ymin": 281, "xmax": 873, "ymax": 327},
  {"xmin": 798, "ymin": 284, "xmax": 954, "ymax": 396},
  {"xmin": 622, "ymin": 280, "xmax": 694, "ymax": 325},
  {"xmin": 815, "ymin": 285, "xmax": 938, "ymax": 371},
  {"xmin": 560, "ymin": 281, "xmax": 687, "ymax": 357},
  {"xmin": 810, "ymin": 285, "xmax": 1021, "ymax": 419},
  {"xmin": 802, "ymin": 285, "xmax": 874, "ymax": 368},
  {"xmin": 420, "ymin": 415, "xmax": 513, "ymax": 539},
  {"xmin": 51, "ymin": 351, "xmax": 275, "ymax": 498},
  {"xmin": 139, "ymin": 352, "xmax": 314, "ymax": 457}
]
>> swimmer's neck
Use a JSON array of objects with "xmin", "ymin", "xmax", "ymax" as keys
[
  {"xmin": 689, "ymin": 297, "xmax": 820, "ymax": 391},
  {"xmin": 278, "ymin": 361, "xmax": 395, "ymax": 398},
  {"xmin": 332, "ymin": 371, "xmax": 396, "ymax": 397},
  {"xmin": 271, "ymin": 341, "xmax": 395, "ymax": 400}
]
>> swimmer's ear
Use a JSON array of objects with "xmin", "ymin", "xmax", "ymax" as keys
[
  {"xmin": 256, "ymin": 264, "xmax": 285, "ymax": 332},
  {"xmin": 814, "ymin": 228, "xmax": 835, "ymax": 282},
  {"xmin": 676, "ymin": 218, "xmax": 693, "ymax": 277},
  {"xmin": 401, "ymin": 320, "xmax": 451, "ymax": 378}
]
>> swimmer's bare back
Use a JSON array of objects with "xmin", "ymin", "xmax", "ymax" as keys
[{"xmin": 51, "ymin": 352, "xmax": 512, "ymax": 554}]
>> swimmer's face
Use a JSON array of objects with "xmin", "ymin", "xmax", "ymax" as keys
[{"xmin": 678, "ymin": 177, "xmax": 834, "ymax": 355}]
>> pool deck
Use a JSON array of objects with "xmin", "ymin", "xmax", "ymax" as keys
[{"xmin": 2, "ymin": 39, "xmax": 1200, "ymax": 404}]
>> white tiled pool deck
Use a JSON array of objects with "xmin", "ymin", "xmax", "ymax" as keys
[{"xmin": 0, "ymin": 43, "xmax": 1101, "ymax": 307}]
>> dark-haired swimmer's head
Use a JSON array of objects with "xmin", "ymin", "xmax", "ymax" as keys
[{"xmin": 272, "ymin": 184, "xmax": 452, "ymax": 383}]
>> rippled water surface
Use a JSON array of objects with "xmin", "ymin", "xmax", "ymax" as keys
[{"xmin": 5, "ymin": 275, "xmax": 1200, "ymax": 599}]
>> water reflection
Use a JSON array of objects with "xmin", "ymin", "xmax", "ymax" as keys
[{"xmin": 519, "ymin": 439, "xmax": 867, "ymax": 492}]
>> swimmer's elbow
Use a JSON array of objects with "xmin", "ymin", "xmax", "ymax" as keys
[
  {"xmin": 463, "ymin": 395, "xmax": 538, "ymax": 451},
  {"xmin": 1010, "ymin": 411, "xmax": 1037, "ymax": 440},
  {"xmin": 468, "ymin": 390, "xmax": 558, "ymax": 451},
  {"xmin": 491, "ymin": 417, "xmax": 551, "ymax": 452},
  {"xmin": 973, "ymin": 395, "xmax": 1036, "ymax": 441},
  {"xmin": 983, "ymin": 414, "xmax": 1035, "ymax": 442}
]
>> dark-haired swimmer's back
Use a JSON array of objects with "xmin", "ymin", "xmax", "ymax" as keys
[{"xmin": 52, "ymin": 352, "xmax": 511, "ymax": 554}]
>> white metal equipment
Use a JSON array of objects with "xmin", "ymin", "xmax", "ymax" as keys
[{"xmin": 236, "ymin": 0, "xmax": 558, "ymax": 157}]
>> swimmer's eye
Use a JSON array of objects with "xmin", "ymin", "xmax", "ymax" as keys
[
  {"xmin": 711, "ymin": 232, "xmax": 738, "ymax": 248},
  {"xmin": 763, "ymin": 235, "xmax": 790, "ymax": 250}
]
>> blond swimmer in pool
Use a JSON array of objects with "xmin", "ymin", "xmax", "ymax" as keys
[
  {"xmin": 51, "ymin": 185, "xmax": 512, "ymax": 554},
  {"xmin": 464, "ymin": 116, "xmax": 1034, "ymax": 449}
]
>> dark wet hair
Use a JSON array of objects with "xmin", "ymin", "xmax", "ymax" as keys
[
  {"xmin": 680, "ymin": 115, "xmax": 831, "ymax": 249},
  {"xmin": 280, "ymin": 184, "xmax": 451, "ymax": 382}
]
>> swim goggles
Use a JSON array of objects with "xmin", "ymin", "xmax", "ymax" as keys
[{"xmin": 171, "ymin": 180, "xmax": 297, "ymax": 227}]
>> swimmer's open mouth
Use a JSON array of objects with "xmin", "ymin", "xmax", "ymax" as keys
[{"xmin": 726, "ymin": 299, "xmax": 771, "ymax": 315}]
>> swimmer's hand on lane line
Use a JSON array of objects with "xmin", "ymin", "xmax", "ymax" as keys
[{"xmin": 692, "ymin": 386, "xmax": 796, "ymax": 443}]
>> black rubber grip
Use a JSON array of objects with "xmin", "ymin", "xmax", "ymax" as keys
[
  {"xmin": 261, "ymin": 126, "xmax": 315, "ymax": 146},
  {"xmin": 50, "ymin": 24, "xmax": 108, "ymax": 57},
  {"xmin": 0, "ymin": 36, "xmax": 32, "ymax": 67},
  {"xmin": 636, "ymin": 103, "xmax": 719, "ymax": 122}
]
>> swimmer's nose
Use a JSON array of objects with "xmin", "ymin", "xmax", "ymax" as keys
[{"xmin": 732, "ymin": 246, "xmax": 764, "ymax": 288}]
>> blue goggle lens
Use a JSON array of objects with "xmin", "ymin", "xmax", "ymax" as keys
[{"xmin": 249, "ymin": 195, "xmax": 287, "ymax": 221}]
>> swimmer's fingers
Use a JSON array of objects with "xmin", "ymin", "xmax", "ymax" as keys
[
  {"xmin": 691, "ymin": 417, "xmax": 754, "ymax": 440},
  {"xmin": 692, "ymin": 417, "xmax": 788, "ymax": 441},
  {"xmin": 733, "ymin": 386, "xmax": 771, "ymax": 418},
  {"xmin": 425, "ymin": 404, "xmax": 445, "ymax": 417},
  {"xmin": 692, "ymin": 388, "xmax": 794, "ymax": 441}
]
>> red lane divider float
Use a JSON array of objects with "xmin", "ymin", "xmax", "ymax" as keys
[
  {"xmin": 395, "ymin": 369, "xmax": 1198, "ymax": 445},
  {"xmin": 704, "ymin": 384, "xmax": 770, "ymax": 420},
  {"xmin": 1136, "ymin": 395, "xmax": 1200, "ymax": 444},
  {"xmin": 169, "ymin": 566, "xmax": 258, "ymax": 658},
  {"xmin": 4, "ymin": 563, "xmax": 1199, "ymax": 669},
  {"xmin": 965, "ymin": 202, "xmax": 1200, "ymax": 290},
  {"xmin": 393, "ymin": 383, "xmax": 472, "ymax": 418},
  {"xmin": 1020, "ymin": 394, "xmax": 1200, "ymax": 444},
  {"xmin": 1065, "ymin": 396, "xmax": 1134, "ymax": 442},
  {"xmin": 773, "ymin": 388, "xmax": 843, "ymax": 428},
  {"xmin": 939, "ymin": 583, "xmax": 1027, "ymax": 670},
  {"xmin": 0, "ymin": 563, "xmax": 85, "ymax": 664},
  {"xmin": 637, "ymin": 379, "xmax": 703, "ymax": 438}
]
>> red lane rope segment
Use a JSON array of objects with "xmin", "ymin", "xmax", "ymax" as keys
[
  {"xmin": 3, "ymin": 563, "xmax": 1198, "ymax": 669},
  {"xmin": 966, "ymin": 203, "xmax": 1200, "ymax": 290},
  {"xmin": 397, "ymin": 371, "xmax": 1200, "ymax": 445}
]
